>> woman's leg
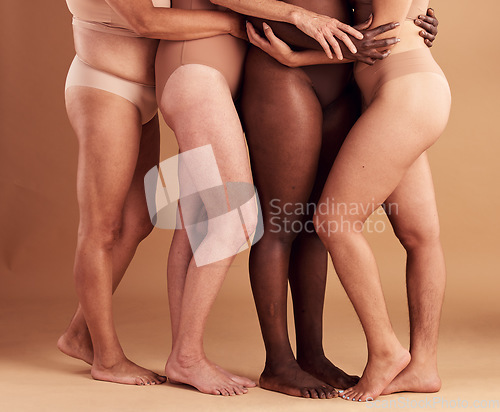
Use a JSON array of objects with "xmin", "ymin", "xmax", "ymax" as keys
[
  {"xmin": 382, "ymin": 153, "xmax": 444, "ymax": 394},
  {"xmin": 314, "ymin": 75, "xmax": 450, "ymax": 401},
  {"xmin": 57, "ymin": 115, "xmax": 161, "ymax": 366},
  {"xmin": 158, "ymin": 64, "xmax": 257, "ymax": 396},
  {"xmin": 241, "ymin": 48, "xmax": 336, "ymax": 399},
  {"xmin": 289, "ymin": 85, "xmax": 361, "ymax": 389},
  {"xmin": 65, "ymin": 87, "xmax": 165, "ymax": 385}
]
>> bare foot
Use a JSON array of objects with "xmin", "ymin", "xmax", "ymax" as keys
[
  {"xmin": 339, "ymin": 347, "xmax": 410, "ymax": 402},
  {"xmin": 165, "ymin": 355, "xmax": 250, "ymax": 396},
  {"xmin": 215, "ymin": 365, "xmax": 257, "ymax": 388},
  {"xmin": 298, "ymin": 355, "xmax": 360, "ymax": 389},
  {"xmin": 381, "ymin": 361, "xmax": 441, "ymax": 395},
  {"xmin": 260, "ymin": 359, "xmax": 337, "ymax": 399},
  {"xmin": 91, "ymin": 358, "xmax": 167, "ymax": 386},
  {"xmin": 57, "ymin": 330, "xmax": 94, "ymax": 365}
]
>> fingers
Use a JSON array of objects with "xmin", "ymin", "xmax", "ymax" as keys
[
  {"xmin": 314, "ymin": 33, "xmax": 334, "ymax": 59},
  {"xmin": 415, "ymin": 17, "xmax": 438, "ymax": 35},
  {"xmin": 370, "ymin": 21, "xmax": 400, "ymax": 37},
  {"xmin": 262, "ymin": 22, "xmax": 282, "ymax": 46},
  {"xmin": 323, "ymin": 29, "xmax": 344, "ymax": 60},
  {"xmin": 365, "ymin": 37, "xmax": 400, "ymax": 49},
  {"xmin": 246, "ymin": 22, "xmax": 268, "ymax": 50},
  {"xmin": 338, "ymin": 21, "xmax": 364, "ymax": 40}
]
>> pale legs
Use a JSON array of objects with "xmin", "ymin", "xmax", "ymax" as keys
[
  {"xmin": 57, "ymin": 113, "xmax": 161, "ymax": 366},
  {"xmin": 315, "ymin": 74, "xmax": 451, "ymax": 401},
  {"xmin": 382, "ymin": 154, "xmax": 445, "ymax": 394},
  {"xmin": 158, "ymin": 65, "xmax": 258, "ymax": 396},
  {"xmin": 60, "ymin": 87, "xmax": 165, "ymax": 385}
]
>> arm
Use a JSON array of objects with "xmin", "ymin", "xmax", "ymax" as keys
[
  {"xmin": 210, "ymin": 0, "xmax": 364, "ymax": 60},
  {"xmin": 247, "ymin": 19, "xmax": 399, "ymax": 67},
  {"xmin": 105, "ymin": 0, "xmax": 245, "ymax": 40},
  {"xmin": 369, "ymin": 0, "xmax": 412, "ymax": 42}
]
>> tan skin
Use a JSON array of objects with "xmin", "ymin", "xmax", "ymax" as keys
[
  {"xmin": 58, "ymin": 0, "xmax": 365, "ymax": 392},
  {"xmin": 238, "ymin": 0, "xmax": 442, "ymax": 400},
  {"xmin": 245, "ymin": 0, "xmax": 447, "ymax": 401}
]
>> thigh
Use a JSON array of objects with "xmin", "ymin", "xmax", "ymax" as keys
[
  {"xmin": 155, "ymin": 35, "xmax": 247, "ymax": 101},
  {"xmin": 66, "ymin": 86, "xmax": 143, "ymax": 222},
  {"xmin": 241, "ymin": 47, "xmax": 323, "ymax": 228},
  {"xmin": 318, "ymin": 86, "xmax": 436, "ymax": 223},
  {"xmin": 309, "ymin": 82, "xmax": 361, "ymax": 207},
  {"xmin": 384, "ymin": 152, "xmax": 440, "ymax": 242}
]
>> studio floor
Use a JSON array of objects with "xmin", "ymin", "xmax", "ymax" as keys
[{"xmin": 1, "ymin": 284, "xmax": 499, "ymax": 411}]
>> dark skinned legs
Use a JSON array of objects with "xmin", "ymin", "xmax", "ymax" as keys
[
  {"xmin": 241, "ymin": 46, "xmax": 358, "ymax": 398},
  {"xmin": 289, "ymin": 83, "xmax": 361, "ymax": 389}
]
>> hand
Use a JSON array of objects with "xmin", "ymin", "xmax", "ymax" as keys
[
  {"xmin": 339, "ymin": 15, "xmax": 400, "ymax": 65},
  {"xmin": 227, "ymin": 10, "xmax": 248, "ymax": 41},
  {"xmin": 246, "ymin": 22, "xmax": 298, "ymax": 67},
  {"xmin": 293, "ymin": 11, "xmax": 364, "ymax": 60},
  {"xmin": 415, "ymin": 8, "xmax": 438, "ymax": 47}
]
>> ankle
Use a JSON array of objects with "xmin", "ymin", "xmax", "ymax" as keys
[
  {"xmin": 296, "ymin": 348, "xmax": 326, "ymax": 365},
  {"xmin": 263, "ymin": 356, "xmax": 298, "ymax": 375},
  {"xmin": 169, "ymin": 350, "xmax": 206, "ymax": 368}
]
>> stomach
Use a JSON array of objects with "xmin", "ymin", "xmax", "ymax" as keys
[{"xmin": 72, "ymin": 25, "xmax": 159, "ymax": 86}]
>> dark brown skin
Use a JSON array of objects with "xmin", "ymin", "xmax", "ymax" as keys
[{"xmin": 240, "ymin": 1, "xmax": 439, "ymax": 399}]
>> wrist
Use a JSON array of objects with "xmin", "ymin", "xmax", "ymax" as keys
[{"xmin": 289, "ymin": 8, "xmax": 311, "ymax": 27}]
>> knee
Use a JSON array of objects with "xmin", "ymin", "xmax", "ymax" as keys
[
  {"xmin": 393, "ymin": 222, "xmax": 441, "ymax": 252},
  {"xmin": 128, "ymin": 212, "xmax": 154, "ymax": 244},
  {"xmin": 78, "ymin": 216, "xmax": 123, "ymax": 251},
  {"xmin": 314, "ymin": 211, "xmax": 363, "ymax": 246}
]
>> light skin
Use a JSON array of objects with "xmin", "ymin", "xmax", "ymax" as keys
[
  {"xmin": 59, "ymin": 0, "xmax": 362, "ymax": 392},
  {"xmin": 312, "ymin": 1, "xmax": 450, "ymax": 402},
  {"xmin": 59, "ymin": 0, "xmax": 248, "ymax": 386},
  {"xmin": 241, "ymin": 0, "xmax": 444, "ymax": 399}
]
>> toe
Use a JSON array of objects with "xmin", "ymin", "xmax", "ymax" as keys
[
  {"xmin": 310, "ymin": 389, "xmax": 319, "ymax": 399},
  {"xmin": 301, "ymin": 388, "xmax": 311, "ymax": 398}
]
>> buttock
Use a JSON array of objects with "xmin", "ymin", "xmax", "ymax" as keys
[
  {"xmin": 354, "ymin": 48, "xmax": 447, "ymax": 105},
  {"xmin": 65, "ymin": 55, "xmax": 158, "ymax": 124}
]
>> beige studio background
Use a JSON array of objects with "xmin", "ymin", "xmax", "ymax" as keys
[{"xmin": 1, "ymin": 1, "xmax": 499, "ymax": 411}]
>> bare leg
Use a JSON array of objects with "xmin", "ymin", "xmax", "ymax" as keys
[
  {"xmin": 315, "ymin": 74, "xmax": 450, "ymax": 401},
  {"xmin": 382, "ymin": 153, "xmax": 444, "ymax": 394},
  {"xmin": 290, "ymin": 85, "xmax": 361, "ymax": 389},
  {"xmin": 159, "ymin": 65, "xmax": 257, "ymax": 396},
  {"xmin": 58, "ymin": 115, "xmax": 161, "ymax": 366},
  {"xmin": 64, "ymin": 87, "xmax": 165, "ymax": 385},
  {"xmin": 241, "ymin": 48, "xmax": 336, "ymax": 399}
]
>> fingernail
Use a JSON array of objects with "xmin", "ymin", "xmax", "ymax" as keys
[
  {"xmin": 415, "ymin": 20, "xmax": 421, "ymax": 25},
  {"xmin": 396, "ymin": 38, "xmax": 401, "ymax": 42},
  {"xmin": 339, "ymin": 390, "xmax": 344, "ymax": 393}
]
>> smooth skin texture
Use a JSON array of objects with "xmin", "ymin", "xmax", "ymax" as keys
[
  {"xmin": 314, "ymin": 0, "xmax": 451, "ymax": 402},
  {"xmin": 59, "ymin": 0, "xmax": 248, "ymax": 386},
  {"xmin": 59, "ymin": 0, "xmax": 368, "ymax": 392},
  {"xmin": 157, "ymin": 63, "xmax": 258, "ymax": 396},
  {"xmin": 240, "ymin": 0, "xmax": 442, "ymax": 399}
]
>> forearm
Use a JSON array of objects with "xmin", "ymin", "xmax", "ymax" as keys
[
  {"xmin": 247, "ymin": 17, "xmax": 323, "ymax": 51},
  {"xmin": 106, "ymin": 0, "xmax": 235, "ymax": 40},
  {"xmin": 371, "ymin": 0, "xmax": 412, "ymax": 39},
  {"xmin": 289, "ymin": 50, "xmax": 352, "ymax": 67},
  {"xmin": 210, "ymin": 0, "xmax": 310, "ymax": 25}
]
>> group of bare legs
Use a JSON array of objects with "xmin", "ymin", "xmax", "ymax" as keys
[{"xmin": 58, "ymin": 0, "xmax": 448, "ymax": 401}]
